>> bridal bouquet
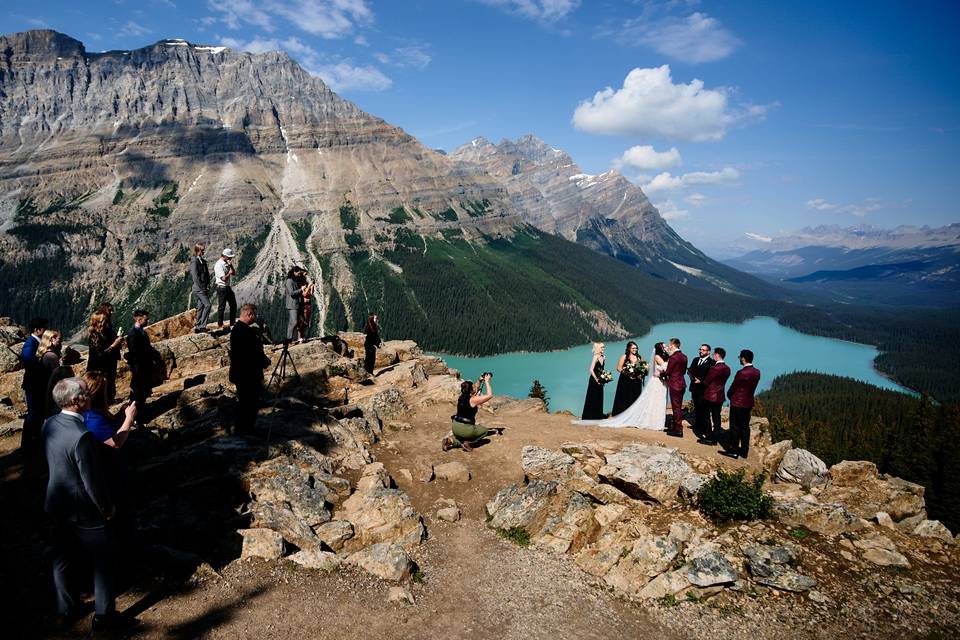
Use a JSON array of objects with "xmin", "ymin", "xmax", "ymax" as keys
[
  {"xmin": 624, "ymin": 360, "xmax": 648, "ymax": 379},
  {"xmin": 599, "ymin": 371, "xmax": 614, "ymax": 384}
]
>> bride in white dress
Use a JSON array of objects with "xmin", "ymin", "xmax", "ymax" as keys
[{"xmin": 573, "ymin": 342, "xmax": 669, "ymax": 430}]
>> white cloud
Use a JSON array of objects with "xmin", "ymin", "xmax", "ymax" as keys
[
  {"xmin": 206, "ymin": 0, "xmax": 372, "ymax": 39},
  {"xmin": 479, "ymin": 0, "xmax": 580, "ymax": 22},
  {"xmin": 613, "ymin": 145, "xmax": 681, "ymax": 171},
  {"xmin": 354, "ymin": 35, "xmax": 368, "ymax": 46},
  {"xmin": 314, "ymin": 62, "xmax": 392, "ymax": 92},
  {"xmin": 745, "ymin": 232, "xmax": 772, "ymax": 243},
  {"xmin": 117, "ymin": 20, "xmax": 152, "ymax": 38},
  {"xmin": 806, "ymin": 197, "xmax": 883, "ymax": 217},
  {"xmin": 220, "ymin": 35, "xmax": 392, "ymax": 92},
  {"xmin": 684, "ymin": 193, "xmax": 707, "ymax": 207},
  {"xmin": 654, "ymin": 200, "xmax": 688, "ymax": 221},
  {"xmin": 643, "ymin": 167, "xmax": 740, "ymax": 195},
  {"xmin": 621, "ymin": 11, "xmax": 741, "ymax": 64},
  {"xmin": 374, "ymin": 45, "xmax": 431, "ymax": 69},
  {"xmin": 573, "ymin": 65, "xmax": 767, "ymax": 142}
]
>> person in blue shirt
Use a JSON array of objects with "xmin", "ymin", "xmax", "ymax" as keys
[
  {"xmin": 82, "ymin": 372, "xmax": 136, "ymax": 448},
  {"xmin": 19, "ymin": 316, "xmax": 48, "ymax": 459}
]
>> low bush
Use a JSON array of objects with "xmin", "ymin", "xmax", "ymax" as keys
[{"xmin": 696, "ymin": 469, "xmax": 773, "ymax": 522}]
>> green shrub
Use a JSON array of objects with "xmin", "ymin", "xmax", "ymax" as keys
[
  {"xmin": 433, "ymin": 207, "xmax": 458, "ymax": 222},
  {"xmin": 497, "ymin": 526, "xmax": 530, "ymax": 547},
  {"xmin": 387, "ymin": 206, "xmax": 412, "ymax": 224},
  {"xmin": 339, "ymin": 202, "xmax": 360, "ymax": 230},
  {"xmin": 696, "ymin": 469, "xmax": 773, "ymax": 522}
]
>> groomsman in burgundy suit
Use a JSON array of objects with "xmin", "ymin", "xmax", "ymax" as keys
[
  {"xmin": 721, "ymin": 349, "xmax": 761, "ymax": 459},
  {"xmin": 698, "ymin": 347, "xmax": 731, "ymax": 446},
  {"xmin": 664, "ymin": 338, "xmax": 688, "ymax": 438}
]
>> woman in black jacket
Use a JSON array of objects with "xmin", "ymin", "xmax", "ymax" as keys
[{"xmin": 363, "ymin": 313, "xmax": 382, "ymax": 374}]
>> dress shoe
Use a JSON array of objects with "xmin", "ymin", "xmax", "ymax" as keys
[
  {"xmin": 697, "ymin": 438, "xmax": 717, "ymax": 446},
  {"xmin": 718, "ymin": 450, "xmax": 739, "ymax": 459},
  {"xmin": 666, "ymin": 431, "xmax": 683, "ymax": 438},
  {"xmin": 92, "ymin": 611, "xmax": 138, "ymax": 631}
]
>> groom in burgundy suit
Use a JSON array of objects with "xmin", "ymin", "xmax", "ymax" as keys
[{"xmin": 664, "ymin": 338, "xmax": 688, "ymax": 437}]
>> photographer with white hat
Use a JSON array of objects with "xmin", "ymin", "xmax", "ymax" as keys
[{"xmin": 214, "ymin": 248, "xmax": 237, "ymax": 329}]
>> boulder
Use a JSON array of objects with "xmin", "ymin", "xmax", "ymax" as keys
[
  {"xmin": 776, "ymin": 449, "xmax": 828, "ymax": 488},
  {"xmin": 338, "ymin": 487, "xmax": 425, "ymax": 552},
  {"xmin": 250, "ymin": 502, "xmax": 320, "ymax": 550},
  {"xmin": 755, "ymin": 571, "xmax": 817, "ymax": 592},
  {"xmin": 433, "ymin": 461, "xmax": 470, "ymax": 483},
  {"xmin": 685, "ymin": 548, "xmax": 738, "ymax": 587},
  {"xmin": 862, "ymin": 548, "xmax": 910, "ymax": 568},
  {"xmin": 599, "ymin": 444, "xmax": 702, "ymax": 505},
  {"xmin": 759, "ymin": 440, "xmax": 792, "ymax": 476},
  {"xmin": 603, "ymin": 534, "xmax": 680, "ymax": 596},
  {"xmin": 772, "ymin": 498, "xmax": 862, "ymax": 536},
  {"xmin": 246, "ymin": 459, "xmax": 333, "ymax": 529},
  {"xmin": 819, "ymin": 464, "xmax": 926, "ymax": 522},
  {"xmin": 357, "ymin": 462, "xmax": 391, "ymax": 491},
  {"xmin": 742, "ymin": 543, "xmax": 816, "ymax": 592},
  {"xmin": 875, "ymin": 512, "xmax": 895, "ymax": 529},
  {"xmin": 486, "ymin": 480, "xmax": 558, "ymax": 531},
  {"xmin": 361, "ymin": 387, "xmax": 411, "ymax": 421},
  {"xmin": 532, "ymin": 492, "xmax": 596, "ymax": 554},
  {"xmin": 520, "ymin": 446, "xmax": 575, "ymax": 482},
  {"xmin": 0, "ymin": 325, "xmax": 25, "ymax": 347},
  {"xmin": 387, "ymin": 586, "xmax": 415, "ymax": 605},
  {"xmin": 912, "ymin": 519, "xmax": 954, "ymax": 544},
  {"xmin": 145, "ymin": 310, "xmax": 198, "ymax": 342},
  {"xmin": 315, "ymin": 520, "xmax": 354, "ymax": 552},
  {"xmin": 288, "ymin": 549, "xmax": 341, "ymax": 571},
  {"xmin": 436, "ymin": 507, "xmax": 461, "ymax": 523},
  {"xmin": 346, "ymin": 543, "xmax": 415, "ymax": 582},
  {"xmin": 637, "ymin": 570, "xmax": 692, "ymax": 600},
  {"xmin": 239, "ymin": 528, "xmax": 285, "ymax": 560},
  {"xmin": 1, "ymin": 346, "xmax": 20, "ymax": 374}
]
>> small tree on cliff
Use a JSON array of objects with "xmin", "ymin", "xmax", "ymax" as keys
[{"xmin": 529, "ymin": 379, "xmax": 549, "ymax": 410}]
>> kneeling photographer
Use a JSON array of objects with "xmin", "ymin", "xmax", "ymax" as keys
[{"xmin": 443, "ymin": 372, "xmax": 501, "ymax": 452}]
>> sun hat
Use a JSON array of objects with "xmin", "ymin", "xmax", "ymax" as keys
[{"xmin": 222, "ymin": 248, "xmax": 235, "ymax": 258}]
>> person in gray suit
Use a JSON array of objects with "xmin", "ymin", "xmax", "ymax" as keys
[
  {"xmin": 190, "ymin": 243, "xmax": 211, "ymax": 333},
  {"xmin": 284, "ymin": 266, "xmax": 305, "ymax": 342},
  {"xmin": 42, "ymin": 377, "xmax": 135, "ymax": 631}
]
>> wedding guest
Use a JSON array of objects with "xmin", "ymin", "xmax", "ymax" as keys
[
  {"xmin": 19, "ymin": 317, "xmax": 48, "ymax": 456},
  {"xmin": 190, "ymin": 243, "xmax": 211, "ymax": 333},
  {"xmin": 82, "ymin": 372, "xmax": 137, "ymax": 449},
  {"xmin": 95, "ymin": 304, "xmax": 121, "ymax": 402},
  {"xmin": 443, "ymin": 374, "xmax": 498, "ymax": 451},
  {"xmin": 125, "ymin": 310, "xmax": 161, "ymax": 423},
  {"xmin": 722, "ymin": 349, "xmax": 762, "ymax": 460},
  {"xmin": 43, "ymin": 377, "xmax": 137, "ymax": 631},
  {"xmin": 580, "ymin": 342, "xmax": 606, "ymax": 419},
  {"xmin": 698, "ymin": 347, "xmax": 731, "ymax": 447},
  {"xmin": 664, "ymin": 338, "xmax": 688, "ymax": 437},
  {"xmin": 37, "ymin": 330, "xmax": 64, "ymax": 416},
  {"xmin": 612, "ymin": 341, "xmax": 644, "ymax": 415},
  {"xmin": 284, "ymin": 266, "xmax": 305, "ymax": 342},
  {"xmin": 214, "ymin": 248, "xmax": 237, "ymax": 329},
  {"xmin": 229, "ymin": 304, "xmax": 272, "ymax": 434},
  {"xmin": 297, "ymin": 269, "xmax": 315, "ymax": 341},
  {"xmin": 87, "ymin": 311, "xmax": 123, "ymax": 402},
  {"xmin": 688, "ymin": 343, "xmax": 714, "ymax": 439},
  {"xmin": 363, "ymin": 313, "xmax": 382, "ymax": 374}
]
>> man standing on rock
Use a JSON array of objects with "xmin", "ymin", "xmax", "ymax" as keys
[
  {"xmin": 664, "ymin": 338, "xmax": 688, "ymax": 438},
  {"xmin": 190, "ymin": 243, "xmax": 211, "ymax": 333},
  {"xmin": 698, "ymin": 347, "xmax": 731, "ymax": 447},
  {"xmin": 126, "ymin": 310, "xmax": 161, "ymax": 424},
  {"xmin": 687, "ymin": 343, "xmax": 714, "ymax": 438},
  {"xmin": 721, "ymin": 349, "xmax": 761, "ymax": 460},
  {"xmin": 214, "ymin": 248, "xmax": 237, "ymax": 329},
  {"xmin": 229, "ymin": 303, "xmax": 271, "ymax": 435}
]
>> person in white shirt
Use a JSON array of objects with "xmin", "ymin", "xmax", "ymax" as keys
[{"xmin": 214, "ymin": 248, "xmax": 237, "ymax": 328}]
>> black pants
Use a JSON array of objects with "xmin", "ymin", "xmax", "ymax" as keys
[
  {"xmin": 20, "ymin": 386, "xmax": 42, "ymax": 453},
  {"xmin": 234, "ymin": 381, "xmax": 262, "ymax": 434},
  {"xmin": 129, "ymin": 373, "xmax": 152, "ymax": 423},
  {"xmin": 705, "ymin": 401, "xmax": 723, "ymax": 442},
  {"xmin": 51, "ymin": 520, "xmax": 115, "ymax": 616},
  {"xmin": 217, "ymin": 286, "xmax": 236, "ymax": 326},
  {"xmin": 691, "ymin": 387, "xmax": 709, "ymax": 436},
  {"xmin": 727, "ymin": 406, "xmax": 752, "ymax": 457}
]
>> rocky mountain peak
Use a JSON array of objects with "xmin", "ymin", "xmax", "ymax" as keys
[{"xmin": 0, "ymin": 29, "xmax": 85, "ymax": 60}]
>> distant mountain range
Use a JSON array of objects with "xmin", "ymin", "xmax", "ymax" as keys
[
  {"xmin": 725, "ymin": 225, "xmax": 960, "ymax": 307},
  {"xmin": 0, "ymin": 30, "xmax": 793, "ymax": 353}
]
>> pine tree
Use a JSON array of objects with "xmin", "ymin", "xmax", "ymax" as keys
[{"xmin": 529, "ymin": 379, "xmax": 549, "ymax": 410}]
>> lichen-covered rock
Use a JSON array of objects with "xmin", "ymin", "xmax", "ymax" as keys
[
  {"xmin": 288, "ymin": 549, "xmax": 341, "ymax": 571},
  {"xmin": 599, "ymin": 444, "xmax": 701, "ymax": 505},
  {"xmin": 819, "ymin": 462, "xmax": 926, "ymax": 522},
  {"xmin": 239, "ymin": 528, "xmax": 285, "ymax": 560},
  {"xmin": 486, "ymin": 480, "xmax": 558, "ymax": 531},
  {"xmin": 756, "ymin": 571, "xmax": 817, "ymax": 592},
  {"xmin": 776, "ymin": 449, "xmax": 828, "ymax": 488},
  {"xmin": 759, "ymin": 440, "xmax": 792, "ymax": 476},
  {"xmin": 314, "ymin": 520, "xmax": 354, "ymax": 552},
  {"xmin": 603, "ymin": 535, "xmax": 680, "ymax": 596},
  {"xmin": 521, "ymin": 446, "xmax": 575, "ymax": 481},
  {"xmin": 685, "ymin": 547, "xmax": 737, "ymax": 587},
  {"xmin": 1, "ymin": 346, "xmax": 21, "ymax": 374},
  {"xmin": 637, "ymin": 569, "xmax": 692, "ymax": 599},
  {"xmin": 532, "ymin": 492, "xmax": 596, "ymax": 554},
  {"xmin": 338, "ymin": 487, "xmax": 425, "ymax": 552},
  {"xmin": 912, "ymin": 519, "xmax": 954, "ymax": 544},
  {"xmin": 772, "ymin": 497, "xmax": 863, "ymax": 536},
  {"xmin": 361, "ymin": 387, "xmax": 411, "ymax": 421},
  {"xmin": 346, "ymin": 543, "xmax": 415, "ymax": 582}
]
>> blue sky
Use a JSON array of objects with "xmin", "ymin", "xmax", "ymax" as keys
[{"xmin": 3, "ymin": 0, "xmax": 958, "ymax": 255}]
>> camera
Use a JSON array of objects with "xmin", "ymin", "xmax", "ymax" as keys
[{"xmin": 481, "ymin": 371, "xmax": 493, "ymax": 379}]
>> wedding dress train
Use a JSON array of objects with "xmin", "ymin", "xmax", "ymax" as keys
[{"xmin": 573, "ymin": 356, "xmax": 667, "ymax": 430}]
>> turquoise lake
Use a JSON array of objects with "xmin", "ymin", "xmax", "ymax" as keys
[{"xmin": 439, "ymin": 317, "xmax": 913, "ymax": 415}]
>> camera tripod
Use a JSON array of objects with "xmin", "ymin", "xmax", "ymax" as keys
[{"xmin": 267, "ymin": 339, "xmax": 299, "ymax": 395}]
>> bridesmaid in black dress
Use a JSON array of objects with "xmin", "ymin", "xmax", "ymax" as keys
[
  {"xmin": 612, "ymin": 341, "xmax": 644, "ymax": 416},
  {"xmin": 581, "ymin": 342, "xmax": 606, "ymax": 419}
]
